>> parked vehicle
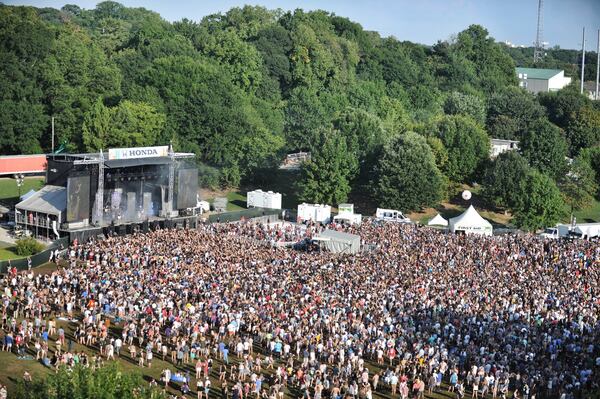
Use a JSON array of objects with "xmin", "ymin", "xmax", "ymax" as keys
[{"xmin": 375, "ymin": 208, "xmax": 411, "ymax": 223}]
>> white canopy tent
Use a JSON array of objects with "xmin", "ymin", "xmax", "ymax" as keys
[
  {"xmin": 313, "ymin": 229, "xmax": 361, "ymax": 254},
  {"xmin": 427, "ymin": 213, "xmax": 448, "ymax": 227},
  {"xmin": 449, "ymin": 205, "xmax": 493, "ymax": 236}
]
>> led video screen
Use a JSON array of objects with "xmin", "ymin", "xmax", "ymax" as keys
[
  {"xmin": 176, "ymin": 168, "xmax": 198, "ymax": 209},
  {"xmin": 66, "ymin": 174, "xmax": 91, "ymax": 222}
]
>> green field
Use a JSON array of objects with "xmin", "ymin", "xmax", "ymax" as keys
[
  {"xmin": 572, "ymin": 198, "xmax": 600, "ymax": 223},
  {"xmin": 226, "ymin": 191, "xmax": 246, "ymax": 211},
  {"xmin": 0, "ymin": 246, "xmax": 20, "ymax": 261},
  {"xmin": 0, "ymin": 176, "xmax": 44, "ymax": 202}
]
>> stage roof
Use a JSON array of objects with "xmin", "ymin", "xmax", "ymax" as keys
[
  {"xmin": 15, "ymin": 185, "xmax": 66, "ymax": 216},
  {"xmin": 104, "ymin": 157, "xmax": 174, "ymax": 168},
  {"xmin": 48, "ymin": 152, "xmax": 195, "ymax": 168}
]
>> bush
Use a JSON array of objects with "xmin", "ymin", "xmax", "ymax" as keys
[
  {"xmin": 197, "ymin": 162, "xmax": 222, "ymax": 190},
  {"xmin": 14, "ymin": 237, "xmax": 44, "ymax": 256}
]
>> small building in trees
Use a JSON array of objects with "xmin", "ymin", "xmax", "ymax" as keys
[
  {"xmin": 516, "ymin": 67, "xmax": 571, "ymax": 94},
  {"xmin": 490, "ymin": 139, "xmax": 519, "ymax": 158}
]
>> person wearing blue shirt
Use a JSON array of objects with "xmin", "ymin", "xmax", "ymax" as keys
[
  {"xmin": 222, "ymin": 347, "xmax": 229, "ymax": 364},
  {"xmin": 449, "ymin": 371, "xmax": 458, "ymax": 393},
  {"xmin": 274, "ymin": 341, "xmax": 282, "ymax": 357}
]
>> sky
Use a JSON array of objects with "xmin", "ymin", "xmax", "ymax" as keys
[{"xmin": 4, "ymin": 0, "xmax": 600, "ymax": 50}]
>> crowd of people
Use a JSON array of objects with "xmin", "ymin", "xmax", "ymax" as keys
[{"xmin": 1, "ymin": 219, "xmax": 599, "ymax": 399}]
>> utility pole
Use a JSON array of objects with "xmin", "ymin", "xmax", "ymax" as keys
[
  {"xmin": 581, "ymin": 27, "xmax": 586, "ymax": 94},
  {"xmin": 51, "ymin": 116, "xmax": 55, "ymax": 153},
  {"xmin": 594, "ymin": 29, "xmax": 600, "ymax": 100},
  {"xmin": 533, "ymin": 0, "xmax": 544, "ymax": 63}
]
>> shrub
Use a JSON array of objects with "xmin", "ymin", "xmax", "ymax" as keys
[{"xmin": 14, "ymin": 237, "xmax": 44, "ymax": 256}]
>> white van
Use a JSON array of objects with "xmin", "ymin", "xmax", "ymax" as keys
[{"xmin": 375, "ymin": 208, "xmax": 411, "ymax": 223}]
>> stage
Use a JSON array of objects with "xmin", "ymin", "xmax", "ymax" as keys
[{"xmin": 16, "ymin": 145, "xmax": 199, "ymax": 243}]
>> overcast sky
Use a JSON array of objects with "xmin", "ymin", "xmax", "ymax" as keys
[{"xmin": 5, "ymin": 0, "xmax": 600, "ymax": 50}]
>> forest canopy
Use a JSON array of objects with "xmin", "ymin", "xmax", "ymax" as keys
[{"xmin": 1, "ymin": 2, "xmax": 599, "ymax": 227}]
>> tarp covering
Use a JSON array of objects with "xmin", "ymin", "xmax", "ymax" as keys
[
  {"xmin": 427, "ymin": 213, "xmax": 448, "ymax": 227},
  {"xmin": 314, "ymin": 229, "xmax": 361, "ymax": 254},
  {"xmin": 15, "ymin": 185, "xmax": 66, "ymax": 216},
  {"xmin": 20, "ymin": 189, "xmax": 37, "ymax": 201},
  {"xmin": 449, "ymin": 205, "xmax": 493, "ymax": 236}
]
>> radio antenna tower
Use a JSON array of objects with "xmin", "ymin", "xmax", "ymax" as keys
[{"xmin": 533, "ymin": 0, "xmax": 544, "ymax": 63}]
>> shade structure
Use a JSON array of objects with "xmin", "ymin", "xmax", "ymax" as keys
[
  {"xmin": 449, "ymin": 205, "xmax": 493, "ymax": 236},
  {"xmin": 20, "ymin": 189, "xmax": 37, "ymax": 201},
  {"xmin": 15, "ymin": 185, "xmax": 66, "ymax": 217},
  {"xmin": 313, "ymin": 229, "xmax": 361, "ymax": 254},
  {"xmin": 427, "ymin": 213, "xmax": 448, "ymax": 227}
]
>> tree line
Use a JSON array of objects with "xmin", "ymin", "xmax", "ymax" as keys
[{"xmin": 1, "ymin": 2, "xmax": 599, "ymax": 230}]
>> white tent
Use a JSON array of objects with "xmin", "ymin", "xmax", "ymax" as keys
[
  {"xmin": 427, "ymin": 213, "xmax": 448, "ymax": 227},
  {"xmin": 20, "ymin": 189, "xmax": 37, "ymax": 201},
  {"xmin": 449, "ymin": 205, "xmax": 493, "ymax": 236},
  {"xmin": 313, "ymin": 229, "xmax": 361, "ymax": 254}
]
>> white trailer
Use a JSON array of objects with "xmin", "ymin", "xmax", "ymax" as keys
[
  {"xmin": 539, "ymin": 223, "xmax": 600, "ymax": 239},
  {"xmin": 539, "ymin": 224, "xmax": 571, "ymax": 239},
  {"xmin": 375, "ymin": 208, "xmax": 411, "ymax": 223},
  {"xmin": 572, "ymin": 223, "xmax": 600, "ymax": 239},
  {"xmin": 297, "ymin": 203, "xmax": 331, "ymax": 224},
  {"xmin": 246, "ymin": 189, "xmax": 282, "ymax": 210},
  {"xmin": 334, "ymin": 203, "xmax": 361, "ymax": 225}
]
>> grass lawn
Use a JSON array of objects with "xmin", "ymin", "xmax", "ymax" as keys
[
  {"xmin": 0, "ymin": 246, "xmax": 21, "ymax": 261},
  {"xmin": 408, "ymin": 185, "xmax": 513, "ymax": 228},
  {"xmin": 0, "ymin": 176, "xmax": 44, "ymax": 202},
  {"xmin": 226, "ymin": 191, "xmax": 246, "ymax": 211},
  {"xmin": 0, "ymin": 241, "xmax": 23, "ymax": 261},
  {"xmin": 571, "ymin": 198, "xmax": 600, "ymax": 223}
]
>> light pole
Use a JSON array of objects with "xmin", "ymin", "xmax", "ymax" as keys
[{"xmin": 15, "ymin": 174, "xmax": 25, "ymax": 199}]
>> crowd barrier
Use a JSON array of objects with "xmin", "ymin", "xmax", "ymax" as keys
[
  {"xmin": 0, "ymin": 237, "xmax": 68, "ymax": 273},
  {"xmin": 207, "ymin": 208, "xmax": 281, "ymax": 223}
]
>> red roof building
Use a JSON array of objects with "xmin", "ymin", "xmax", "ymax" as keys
[{"xmin": 0, "ymin": 154, "xmax": 47, "ymax": 176}]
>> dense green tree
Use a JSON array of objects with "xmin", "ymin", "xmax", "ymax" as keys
[
  {"xmin": 578, "ymin": 146, "xmax": 600, "ymax": 198},
  {"xmin": 81, "ymin": 98, "xmax": 112, "ymax": 151},
  {"xmin": 145, "ymin": 56, "xmax": 283, "ymax": 183},
  {"xmin": 425, "ymin": 136, "xmax": 449, "ymax": 172},
  {"xmin": 558, "ymin": 158, "xmax": 598, "ymax": 213},
  {"xmin": 486, "ymin": 86, "xmax": 545, "ymax": 140},
  {"xmin": 512, "ymin": 170, "xmax": 566, "ymax": 231},
  {"xmin": 0, "ymin": 6, "xmax": 51, "ymax": 153},
  {"xmin": 82, "ymin": 99, "xmax": 165, "ymax": 151},
  {"xmin": 252, "ymin": 24, "xmax": 292, "ymax": 90},
  {"xmin": 436, "ymin": 25, "xmax": 517, "ymax": 94},
  {"xmin": 482, "ymin": 151, "xmax": 531, "ymax": 210},
  {"xmin": 332, "ymin": 108, "xmax": 388, "ymax": 176},
  {"xmin": 375, "ymin": 132, "xmax": 444, "ymax": 212},
  {"xmin": 4, "ymin": 0, "xmax": 600, "ymax": 221},
  {"xmin": 565, "ymin": 106, "xmax": 600, "ymax": 155},
  {"xmin": 519, "ymin": 119, "xmax": 568, "ymax": 180},
  {"xmin": 431, "ymin": 115, "xmax": 490, "ymax": 182},
  {"xmin": 284, "ymin": 86, "xmax": 330, "ymax": 151},
  {"xmin": 538, "ymin": 86, "xmax": 590, "ymax": 128},
  {"xmin": 299, "ymin": 129, "xmax": 356, "ymax": 204},
  {"xmin": 14, "ymin": 362, "xmax": 165, "ymax": 399},
  {"xmin": 443, "ymin": 91, "xmax": 486, "ymax": 124}
]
